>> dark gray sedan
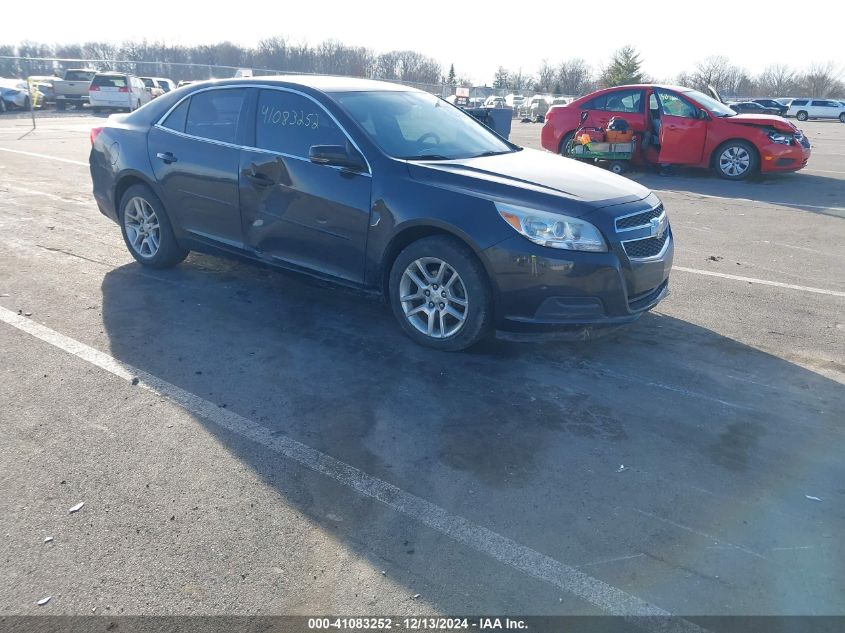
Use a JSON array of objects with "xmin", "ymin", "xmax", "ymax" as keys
[{"xmin": 89, "ymin": 76, "xmax": 672, "ymax": 350}]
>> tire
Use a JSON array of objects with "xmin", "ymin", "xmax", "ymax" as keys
[
  {"xmin": 558, "ymin": 131, "xmax": 575, "ymax": 155},
  {"xmin": 388, "ymin": 235, "xmax": 492, "ymax": 351},
  {"xmin": 713, "ymin": 140, "xmax": 758, "ymax": 181},
  {"xmin": 796, "ymin": 111, "xmax": 808, "ymax": 121},
  {"xmin": 609, "ymin": 160, "xmax": 627, "ymax": 175},
  {"xmin": 56, "ymin": 100, "xmax": 65, "ymax": 111},
  {"xmin": 0, "ymin": 98, "xmax": 6, "ymax": 113},
  {"xmin": 839, "ymin": 113, "xmax": 845, "ymax": 123},
  {"xmin": 93, "ymin": 107, "xmax": 102, "ymax": 114},
  {"xmin": 119, "ymin": 184, "xmax": 188, "ymax": 268},
  {"xmin": 23, "ymin": 96, "xmax": 31, "ymax": 111}
]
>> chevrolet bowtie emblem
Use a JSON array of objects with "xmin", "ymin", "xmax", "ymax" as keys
[{"xmin": 650, "ymin": 215, "xmax": 667, "ymax": 239}]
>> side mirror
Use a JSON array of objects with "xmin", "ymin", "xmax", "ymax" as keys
[{"xmin": 309, "ymin": 144, "xmax": 367, "ymax": 172}]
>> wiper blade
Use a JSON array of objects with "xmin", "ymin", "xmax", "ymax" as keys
[
  {"xmin": 470, "ymin": 149, "xmax": 514, "ymax": 158},
  {"xmin": 402, "ymin": 154, "xmax": 451, "ymax": 161}
]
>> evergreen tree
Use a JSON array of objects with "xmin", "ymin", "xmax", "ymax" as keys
[
  {"xmin": 447, "ymin": 63, "xmax": 456, "ymax": 87},
  {"xmin": 493, "ymin": 66, "xmax": 510, "ymax": 89},
  {"xmin": 599, "ymin": 45, "xmax": 645, "ymax": 87}
]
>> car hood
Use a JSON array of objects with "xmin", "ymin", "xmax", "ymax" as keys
[
  {"xmin": 722, "ymin": 113, "xmax": 796, "ymax": 132},
  {"xmin": 406, "ymin": 148, "xmax": 651, "ymax": 216}
]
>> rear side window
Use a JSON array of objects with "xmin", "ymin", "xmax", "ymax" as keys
[
  {"xmin": 185, "ymin": 89, "xmax": 246, "ymax": 144},
  {"xmin": 255, "ymin": 89, "xmax": 346, "ymax": 158},
  {"xmin": 582, "ymin": 90, "xmax": 642, "ymax": 113},
  {"xmin": 141, "ymin": 78, "xmax": 154, "ymax": 88},
  {"xmin": 92, "ymin": 75, "xmax": 127, "ymax": 88},
  {"xmin": 161, "ymin": 98, "xmax": 190, "ymax": 132}
]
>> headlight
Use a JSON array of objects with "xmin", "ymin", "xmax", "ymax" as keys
[
  {"xmin": 768, "ymin": 131, "xmax": 793, "ymax": 145},
  {"xmin": 495, "ymin": 202, "xmax": 607, "ymax": 252}
]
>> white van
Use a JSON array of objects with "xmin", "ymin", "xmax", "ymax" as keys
[{"xmin": 89, "ymin": 73, "xmax": 151, "ymax": 112}]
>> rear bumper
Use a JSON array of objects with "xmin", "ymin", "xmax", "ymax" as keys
[{"xmin": 481, "ymin": 232, "xmax": 673, "ymax": 334}]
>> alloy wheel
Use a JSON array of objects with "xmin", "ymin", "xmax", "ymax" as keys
[
  {"xmin": 719, "ymin": 146, "xmax": 751, "ymax": 177},
  {"xmin": 399, "ymin": 257, "xmax": 468, "ymax": 339},
  {"xmin": 124, "ymin": 196, "xmax": 161, "ymax": 258}
]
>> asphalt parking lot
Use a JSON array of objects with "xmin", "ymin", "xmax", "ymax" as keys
[{"xmin": 1, "ymin": 113, "xmax": 844, "ymax": 622}]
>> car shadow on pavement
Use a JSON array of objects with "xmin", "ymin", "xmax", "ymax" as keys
[
  {"xmin": 631, "ymin": 170, "xmax": 845, "ymax": 219},
  {"xmin": 98, "ymin": 255, "xmax": 845, "ymax": 614}
]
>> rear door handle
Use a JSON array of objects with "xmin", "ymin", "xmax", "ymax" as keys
[
  {"xmin": 156, "ymin": 152, "xmax": 177, "ymax": 164},
  {"xmin": 245, "ymin": 172, "xmax": 276, "ymax": 188}
]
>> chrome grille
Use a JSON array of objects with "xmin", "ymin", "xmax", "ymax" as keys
[
  {"xmin": 623, "ymin": 231, "xmax": 670, "ymax": 259},
  {"xmin": 616, "ymin": 205, "xmax": 664, "ymax": 231}
]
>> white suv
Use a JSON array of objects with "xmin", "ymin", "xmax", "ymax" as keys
[
  {"xmin": 787, "ymin": 99, "xmax": 845, "ymax": 122},
  {"xmin": 89, "ymin": 73, "xmax": 151, "ymax": 112}
]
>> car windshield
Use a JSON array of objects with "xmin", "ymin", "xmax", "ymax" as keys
[
  {"xmin": 333, "ymin": 90, "xmax": 515, "ymax": 160},
  {"xmin": 683, "ymin": 89, "xmax": 736, "ymax": 117}
]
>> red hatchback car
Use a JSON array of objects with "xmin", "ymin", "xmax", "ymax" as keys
[{"xmin": 541, "ymin": 84, "xmax": 811, "ymax": 180}]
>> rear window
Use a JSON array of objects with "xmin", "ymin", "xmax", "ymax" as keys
[
  {"xmin": 185, "ymin": 88, "xmax": 246, "ymax": 144},
  {"xmin": 92, "ymin": 75, "xmax": 127, "ymax": 88},
  {"xmin": 65, "ymin": 71, "xmax": 95, "ymax": 82}
]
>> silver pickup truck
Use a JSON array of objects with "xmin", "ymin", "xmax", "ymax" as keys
[{"xmin": 53, "ymin": 69, "xmax": 97, "ymax": 110}]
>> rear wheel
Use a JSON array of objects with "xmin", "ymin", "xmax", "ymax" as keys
[
  {"xmin": 609, "ymin": 160, "xmax": 627, "ymax": 175},
  {"xmin": 796, "ymin": 111, "xmax": 808, "ymax": 121},
  {"xmin": 558, "ymin": 131, "xmax": 574, "ymax": 156},
  {"xmin": 388, "ymin": 236, "xmax": 492, "ymax": 351},
  {"xmin": 119, "ymin": 184, "xmax": 188, "ymax": 268},
  {"xmin": 713, "ymin": 140, "xmax": 758, "ymax": 181},
  {"xmin": 839, "ymin": 113, "xmax": 845, "ymax": 123}
]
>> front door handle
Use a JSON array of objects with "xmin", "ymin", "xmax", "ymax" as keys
[
  {"xmin": 245, "ymin": 172, "xmax": 276, "ymax": 188},
  {"xmin": 156, "ymin": 152, "xmax": 177, "ymax": 164}
]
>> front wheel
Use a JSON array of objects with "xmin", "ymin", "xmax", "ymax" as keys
[
  {"xmin": 388, "ymin": 236, "xmax": 492, "ymax": 351},
  {"xmin": 839, "ymin": 113, "xmax": 845, "ymax": 123},
  {"xmin": 796, "ymin": 111, "xmax": 808, "ymax": 121},
  {"xmin": 714, "ymin": 141, "xmax": 758, "ymax": 181},
  {"xmin": 119, "ymin": 184, "xmax": 188, "ymax": 268}
]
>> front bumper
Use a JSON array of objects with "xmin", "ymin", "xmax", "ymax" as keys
[
  {"xmin": 759, "ymin": 139, "xmax": 811, "ymax": 173},
  {"xmin": 482, "ymin": 229, "xmax": 673, "ymax": 334}
]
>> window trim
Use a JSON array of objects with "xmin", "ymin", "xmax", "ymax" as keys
[{"xmin": 154, "ymin": 84, "xmax": 372, "ymax": 176}]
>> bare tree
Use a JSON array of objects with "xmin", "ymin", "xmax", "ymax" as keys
[
  {"xmin": 557, "ymin": 58, "xmax": 592, "ymax": 95},
  {"xmin": 534, "ymin": 59, "xmax": 556, "ymax": 93},
  {"xmin": 757, "ymin": 64, "xmax": 796, "ymax": 97},
  {"xmin": 798, "ymin": 62, "xmax": 843, "ymax": 97}
]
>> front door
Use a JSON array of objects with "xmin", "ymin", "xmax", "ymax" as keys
[
  {"xmin": 239, "ymin": 88, "xmax": 372, "ymax": 283},
  {"xmin": 147, "ymin": 87, "xmax": 248, "ymax": 248},
  {"xmin": 654, "ymin": 89, "xmax": 708, "ymax": 165}
]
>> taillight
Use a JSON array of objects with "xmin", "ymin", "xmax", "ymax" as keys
[
  {"xmin": 118, "ymin": 87, "xmax": 128, "ymax": 93},
  {"xmin": 90, "ymin": 127, "xmax": 104, "ymax": 145}
]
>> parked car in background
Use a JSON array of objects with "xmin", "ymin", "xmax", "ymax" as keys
[
  {"xmin": 728, "ymin": 101, "xmax": 781, "ymax": 116},
  {"xmin": 177, "ymin": 80, "xmax": 196, "ymax": 88},
  {"xmin": 787, "ymin": 99, "xmax": 845, "ymax": 122},
  {"xmin": 505, "ymin": 93, "xmax": 525, "ymax": 114},
  {"xmin": 483, "ymin": 95, "xmax": 506, "ymax": 108},
  {"xmin": 551, "ymin": 96, "xmax": 573, "ymax": 107},
  {"xmin": 752, "ymin": 98, "xmax": 788, "ymax": 116},
  {"xmin": 155, "ymin": 78, "xmax": 176, "ymax": 93},
  {"xmin": 543, "ymin": 84, "xmax": 811, "ymax": 180},
  {"xmin": 0, "ymin": 78, "xmax": 34, "ymax": 110},
  {"xmin": 521, "ymin": 95, "xmax": 552, "ymax": 122},
  {"xmin": 53, "ymin": 69, "xmax": 97, "ymax": 110},
  {"xmin": 140, "ymin": 77, "xmax": 165, "ymax": 99},
  {"xmin": 89, "ymin": 76, "xmax": 672, "ymax": 350},
  {"xmin": 27, "ymin": 76, "xmax": 57, "ymax": 104},
  {"xmin": 89, "ymin": 73, "xmax": 151, "ymax": 112}
]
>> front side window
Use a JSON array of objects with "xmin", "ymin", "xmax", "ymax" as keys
[
  {"xmin": 185, "ymin": 89, "xmax": 246, "ymax": 144},
  {"xmin": 792, "ymin": 100, "xmax": 808, "ymax": 106},
  {"xmin": 255, "ymin": 90, "xmax": 346, "ymax": 157},
  {"xmin": 333, "ymin": 90, "xmax": 513, "ymax": 160},
  {"xmin": 655, "ymin": 90, "xmax": 697, "ymax": 118}
]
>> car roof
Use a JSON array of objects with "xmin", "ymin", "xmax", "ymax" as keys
[{"xmin": 186, "ymin": 75, "xmax": 421, "ymax": 93}]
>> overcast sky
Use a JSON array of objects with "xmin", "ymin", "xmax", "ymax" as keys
[{"xmin": 1, "ymin": 0, "xmax": 839, "ymax": 83}]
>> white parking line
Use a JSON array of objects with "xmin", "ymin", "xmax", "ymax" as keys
[
  {"xmin": 659, "ymin": 189, "xmax": 845, "ymax": 216},
  {"xmin": 674, "ymin": 266, "xmax": 845, "ymax": 298},
  {"xmin": 0, "ymin": 306, "xmax": 705, "ymax": 631},
  {"xmin": 0, "ymin": 146, "xmax": 88, "ymax": 166}
]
